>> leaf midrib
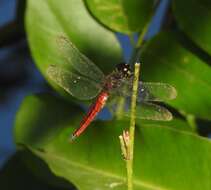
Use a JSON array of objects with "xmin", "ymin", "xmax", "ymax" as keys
[{"xmin": 32, "ymin": 148, "xmax": 167, "ymax": 190}]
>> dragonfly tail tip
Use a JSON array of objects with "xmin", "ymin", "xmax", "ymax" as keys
[{"xmin": 69, "ymin": 134, "xmax": 77, "ymax": 143}]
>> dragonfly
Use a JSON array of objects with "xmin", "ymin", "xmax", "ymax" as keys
[{"xmin": 47, "ymin": 35, "xmax": 177, "ymax": 141}]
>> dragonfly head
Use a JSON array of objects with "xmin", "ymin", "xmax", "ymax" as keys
[{"xmin": 116, "ymin": 63, "xmax": 132, "ymax": 79}]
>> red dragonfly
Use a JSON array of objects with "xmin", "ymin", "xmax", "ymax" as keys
[{"xmin": 47, "ymin": 35, "xmax": 177, "ymax": 141}]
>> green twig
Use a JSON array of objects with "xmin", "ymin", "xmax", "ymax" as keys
[
  {"xmin": 136, "ymin": 22, "xmax": 150, "ymax": 48},
  {"xmin": 126, "ymin": 63, "xmax": 140, "ymax": 190},
  {"xmin": 128, "ymin": 21, "xmax": 151, "ymax": 67},
  {"xmin": 116, "ymin": 20, "xmax": 150, "ymax": 119}
]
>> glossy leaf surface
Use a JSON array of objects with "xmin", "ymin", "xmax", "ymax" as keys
[{"xmin": 14, "ymin": 94, "xmax": 211, "ymax": 190}]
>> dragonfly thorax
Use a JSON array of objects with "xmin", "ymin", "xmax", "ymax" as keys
[
  {"xmin": 103, "ymin": 63, "xmax": 132, "ymax": 91},
  {"xmin": 116, "ymin": 63, "xmax": 132, "ymax": 78}
]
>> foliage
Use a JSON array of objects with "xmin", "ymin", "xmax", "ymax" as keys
[{"xmin": 9, "ymin": 0, "xmax": 211, "ymax": 189}]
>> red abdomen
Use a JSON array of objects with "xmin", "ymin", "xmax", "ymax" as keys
[{"xmin": 71, "ymin": 91, "xmax": 109, "ymax": 140}]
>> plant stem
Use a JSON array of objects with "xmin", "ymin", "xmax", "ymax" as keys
[
  {"xmin": 126, "ymin": 63, "xmax": 140, "ymax": 190},
  {"xmin": 116, "ymin": 21, "xmax": 150, "ymax": 119},
  {"xmin": 128, "ymin": 21, "xmax": 151, "ymax": 66},
  {"xmin": 136, "ymin": 22, "xmax": 150, "ymax": 48}
]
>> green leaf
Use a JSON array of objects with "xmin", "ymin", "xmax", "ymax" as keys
[
  {"xmin": 141, "ymin": 118, "xmax": 194, "ymax": 133},
  {"xmin": 15, "ymin": 94, "xmax": 211, "ymax": 190},
  {"xmin": 141, "ymin": 32, "xmax": 211, "ymax": 120},
  {"xmin": 85, "ymin": 0, "xmax": 154, "ymax": 34},
  {"xmin": 14, "ymin": 94, "xmax": 82, "ymax": 147},
  {"xmin": 25, "ymin": 0, "xmax": 122, "ymax": 84},
  {"xmin": 173, "ymin": 0, "xmax": 211, "ymax": 55}
]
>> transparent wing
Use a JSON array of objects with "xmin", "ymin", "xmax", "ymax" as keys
[
  {"xmin": 122, "ymin": 102, "xmax": 173, "ymax": 121},
  {"xmin": 56, "ymin": 35, "xmax": 104, "ymax": 82},
  {"xmin": 136, "ymin": 102, "xmax": 172, "ymax": 120},
  {"xmin": 47, "ymin": 65, "xmax": 102, "ymax": 100},
  {"xmin": 114, "ymin": 79, "xmax": 177, "ymax": 102}
]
